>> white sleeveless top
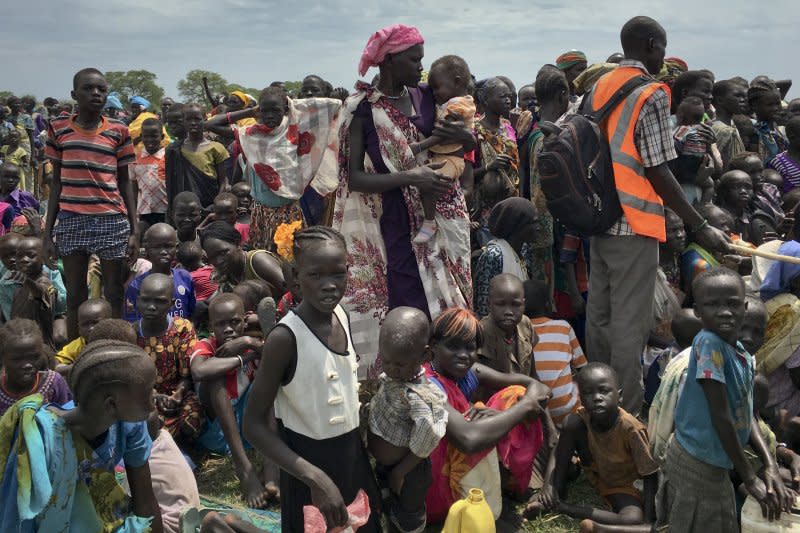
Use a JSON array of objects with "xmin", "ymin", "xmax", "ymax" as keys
[{"xmin": 273, "ymin": 305, "xmax": 360, "ymax": 440}]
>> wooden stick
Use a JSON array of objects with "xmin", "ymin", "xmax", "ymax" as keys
[{"xmin": 729, "ymin": 243, "xmax": 800, "ymax": 265}]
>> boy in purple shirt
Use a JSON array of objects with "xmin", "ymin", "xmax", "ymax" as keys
[{"xmin": 0, "ymin": 161, "xmax": 39, "ymax": 216}]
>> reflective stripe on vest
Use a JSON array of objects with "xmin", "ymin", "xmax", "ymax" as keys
[{"xmin": 587, "ymin": 68, "xmax": 668, "ymax": 241}]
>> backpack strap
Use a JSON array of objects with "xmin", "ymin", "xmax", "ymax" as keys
[{"xmin": 583, "ymin": 75, "xmax": 652, "ymax": 123}]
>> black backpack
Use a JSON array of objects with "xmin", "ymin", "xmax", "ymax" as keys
[{"xmin": 536, "ymin": 76, "xmax": 651, "ymax": 235}]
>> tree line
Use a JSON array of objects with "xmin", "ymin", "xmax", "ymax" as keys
[{"xmin": 3, "ymin": 70, "xmax": 303, "ymax": 106}]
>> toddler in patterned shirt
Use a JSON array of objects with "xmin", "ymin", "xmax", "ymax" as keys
[{"xmin": 368, "ymin": 306, "xmax": 448, "ymax": 533}]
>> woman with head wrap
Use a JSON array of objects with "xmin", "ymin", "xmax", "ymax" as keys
[
  {"xmin": 758, "ymin": 215, "xmax": 800, "ymax": 419},
  {"xmin": 103, "ymin": 92, "xmax": 124, "ymax": 119},
  {"xmin": 473, "ymin": 197, "xmax": 538, "ymax": 317},
  {"xmin": 127, "ymin": 95, "xmax": 169, "ymax": 153},
  {"xmin": 333, "ymin": 23, "xmax": 475, "ymax": 376},
  {"xmin": 224, "ymin": 91, "xmax": 257, "ymax": 127}
]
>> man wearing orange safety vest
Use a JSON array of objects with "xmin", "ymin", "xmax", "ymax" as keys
[{"xmin": 583, "ymin": 16, "xmax": 729, "ymax": 415}]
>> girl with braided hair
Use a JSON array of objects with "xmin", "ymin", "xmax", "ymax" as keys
[
  {"xmin": 0, "ymin": 339, "xmax": 163, "ymax": 532},
  {"xmin": 244, "ymin": 226, "xmax": 381, "ymax": 532}
]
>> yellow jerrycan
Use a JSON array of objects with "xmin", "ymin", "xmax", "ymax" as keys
[{"xmin": 442, "ymin": 488, "xmax": 496, "ymax": 533}]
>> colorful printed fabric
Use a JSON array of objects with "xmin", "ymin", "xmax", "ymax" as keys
[
  {"xmin": 422, "ymin": 364, "xmax": 494, "ymax": 523},
  {"xmin": 136, "ymin": 317, "xmax": 204, "ymax": 439},
  {"xmin": 556, "ymin": 50, "xmax": 587, "ymax": 70},
  {"xmin": 0, "ymin": 395, "xmax": 152, "ymax": 533},
  {"xmin": 332, "ymin": 82, "xmax": 472, "ymax": 376},
  {"xmin": 358, "ymin": 24, "xmax": 425, "ymax": 76},
  {"xmin": 131, "ymin": 147, "xmax": 167, "ymax": 215},
  {"xmin": 234, "ymin": 97, "xmax": 341, "ymax": 205},
  {"xmin": 473, "ymin": 118, "xmax": 520, "ymax": 226},
  {"xmin": 45, "ymin": 115, "xmax": 135, "ymax": 216}
]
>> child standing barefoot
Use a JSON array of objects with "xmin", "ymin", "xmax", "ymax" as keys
[
  {"xmin": 43, "ymin": 68, "xmax": 139, "ymax": 340},
  {"xmin": 0, "ymin": 339, "xmax": 163, "ymax": 532},
  {"xmin": 368, "ymin": 307, "xmax": 447, "ymax": 532},
  {"xmin": 243, "ymin": 227, "xmax": 381, "ymax": 532},
  {"xmin": 658, "ymin": 268, "xmax": 790, "ymax": 531},
  {"xmin": 410, "ymin": 56, "xmax": 476, "ymax": 244}
]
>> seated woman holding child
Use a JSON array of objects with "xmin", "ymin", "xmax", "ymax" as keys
[{"xmin": 422, "ymin": 307, "xmax": 553, "ymax": 524}]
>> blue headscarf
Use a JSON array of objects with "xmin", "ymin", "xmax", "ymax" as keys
[
  {"xmin": 104, "ymin": 93, "xmax": 123, "ymax": 111},
  {"xmin": 129, "ymin": 95, "xmax": 150, "ymax": 109},
  {"xmin": 760, "ymin": 240, "xmax": 800, "ymax": 301}
]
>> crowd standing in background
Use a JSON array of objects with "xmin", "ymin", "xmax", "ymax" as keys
[{"xmin": 2, "ymin": 13, "xmax": 800, "ymax": 533}]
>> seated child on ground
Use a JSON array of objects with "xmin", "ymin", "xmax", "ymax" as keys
[
  {"xmin": 477, "ymin": 273, "xmax": 538, "ymax": 378},
  {"xmin": 672, "ymin": 96, "xmax": 715, "ymax": 204},
  {"xmin": 190, "ymin": 293, "xmax": 277, "ymax": 509},
  {"xmin": 410, "ymin": 55, "xmax": 476, "ymax": 244},
  {"xmin": 368, "ymin": 307, "xmax": 448, "ymax": 533},
  {"xmin": 0, "ymin": 339, "xmax": 163, "ymax": 532},
  {"xmin": 231, "ymin": 181, "xmax": 252, "ymax": 245},
  {"xmin": 0, "ymin": 318, "xmax": 71, "ymax": 416},
  {"xmin": 0, "ymin": 235, "xmax": 67, "ymax": 348},
  {"xmin": 658, "ymin": 268, "xmax": 788, "ymax": 532},
  {"xmin": 135, "ymin": 273, "xmax": 204, "ymax": 444},
  {"xmin": 524, "ymin": 279, "xmax": 587, "ymax": 427},
  {"xmin": 177, "ymin": 240, "xmax": 218, "ymax": 303},
  {"xmin": 55, "ymin": 298, "xmax": 112, "ymax": 375},
  {"xmin": 528, "ymin": 363, "xmax": 658, "ymax": 533},
  {"xmin": 124, "ymin": 223, "xmax": 196, "ymax": 322}
]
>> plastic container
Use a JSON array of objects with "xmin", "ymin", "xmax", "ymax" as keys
[
  {"xmin": 442, "ymin": 488, "xmax": 496, "ymax": 533},
  {"xmin": 741, "ymin": 495, "xmax": 800, "ymax": 532}
]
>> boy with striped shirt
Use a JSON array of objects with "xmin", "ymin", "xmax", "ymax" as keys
[
  {"xmin": 43, "ymin": 68, "xmax": 139, "ymax": 339},
  {"xmin": 525, "ymin": 280, "xmax": 587, "ymax": 427}
]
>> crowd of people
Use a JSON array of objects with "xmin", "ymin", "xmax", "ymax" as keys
[{"xmin": 2, "ymin": 13, "xmax": 800, "ymax": 533}]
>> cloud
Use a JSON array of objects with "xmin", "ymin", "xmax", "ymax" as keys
[{"xmin": 1, "ymin": 0, "xmax": 798, "ymax": 100}]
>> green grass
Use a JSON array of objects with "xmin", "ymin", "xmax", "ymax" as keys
[{"xmin": 195, "ymin": 451, "xmax": 602, "ymax": 532}]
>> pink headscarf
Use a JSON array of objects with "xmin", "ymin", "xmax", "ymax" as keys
[{"xmin": 358, "ymin": 24, "xmax": 425, "ymax": 77}]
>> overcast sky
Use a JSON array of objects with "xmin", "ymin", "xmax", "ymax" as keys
[{"xmin": 3, "ymin": 0, "xmax": 798, "ymax": 102}]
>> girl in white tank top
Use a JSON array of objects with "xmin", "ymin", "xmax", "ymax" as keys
[{"xmin": 242, "ymin": 227, "xmax": 381, "ymax": 532}]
